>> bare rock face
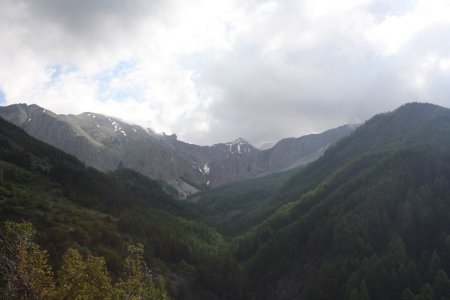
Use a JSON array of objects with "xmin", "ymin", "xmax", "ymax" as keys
[
  {"xmin": 257, "ymin": 124, "xmax": 359, "ymax": 173},
  {"xmin": 0, "ymin": 103, "xmax": 356, "ymax": 197}
]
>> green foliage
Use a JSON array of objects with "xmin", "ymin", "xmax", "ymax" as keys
[
  {"xmin": 235, "ymin": 147, "xmax": 450, "ymax": 299},
  {"xmin": 115, "ymin": 243, "xmax": 169, "ymax": 300},
  {"xmin": 1, "ymin": 221, "xmax": 169, "ymax": 300},
  {"xmin": 228, "ymin": 104, "xmax": 450, "ymax": 299},
  {"xmin": 111, "ymin": 168, "xmax": 201, "ymax": 219},
  {"xmin": 194, "ymin": 168, "xmax": 298, "ymax": 237},
  {"xmin": 1, "ymin": 221, "xmax": 55, "ymax": 299},
  {"xmin": 119, "ymin": 207, "xmax": 223, "ymax": 264},
  {"xmin": 58, "ymin": 248, "xmax": 113, "ymax": 299}
]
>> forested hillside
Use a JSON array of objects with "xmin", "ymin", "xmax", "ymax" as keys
[
  {"xmin": 231, "ymin": 103, "xmax": 450, "ymax": 299},
  {"xmin": 193, "ymin": 167, "xmax": 299, "ymax": 237},
  {"xmin": 0, "ymin": 116, "xmax": 247, "ymax": 299}
]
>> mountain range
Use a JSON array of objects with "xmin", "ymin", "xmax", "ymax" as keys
[{"xmin": 0, "ymin": 103, "xmax": 356, "ymax": 197}]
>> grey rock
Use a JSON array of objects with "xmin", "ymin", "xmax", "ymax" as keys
[{"xmin": 0, "ymin": 103, "xmax": 356, "ymax": 197}]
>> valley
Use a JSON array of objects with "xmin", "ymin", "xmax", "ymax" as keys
[{"xmin": 2, "ymin": 102, "xmax": 450, "ymax": 299}]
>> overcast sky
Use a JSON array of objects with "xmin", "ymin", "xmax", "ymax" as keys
[{"xmin": 1, "ymin": 0, "xmax": 450, "ymax": 146}]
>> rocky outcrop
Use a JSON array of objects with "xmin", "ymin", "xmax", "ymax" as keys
[{"xmin": 0, "ymin": 103, "xmax": 356, "ymax": 197}]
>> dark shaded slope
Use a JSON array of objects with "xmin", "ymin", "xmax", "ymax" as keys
[
  {"xmin": 194, "ymin": 167, "xmax": 300, "ymax": 237},
  {"xmin": 232, "ymin": 103, "xmax": 450, "ymax": 299},
  {"xmin": 111, "ymin": 168, "xmax": 201, "ymax": 219}
]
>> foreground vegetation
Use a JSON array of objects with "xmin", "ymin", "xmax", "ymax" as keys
[{"xmin": 1, "ymin": 221, "xmax": 168, "ymax": 299}]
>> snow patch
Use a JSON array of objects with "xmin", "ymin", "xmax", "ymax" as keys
[
  {"xmin": 96, "ymin": 124, "xmax": 100, "ymax": 128},
  {"xmin": 120, "ymin": 130, "xmax": 127, "ymax": 136},
  {"xmin": 197, "ymin": 162, "xmax": 211, "ymax": 176},
  {"xmin": 232, "ymin": 138, "xmax": 248, "ymax": 145},
  {"xmin": 203, "ymin": 162, "xmax": 210, "ymax": 175},
  {"xmin": 225, "ymin": 138, "xmax": 251, "ymax": 154},
  {"xmin": 206, "ymin": 180, "xmax": 210, "ymax": 186},
  {"xmin": 111, "ymin": 121, "xmax": 121, "ymax": 132}
]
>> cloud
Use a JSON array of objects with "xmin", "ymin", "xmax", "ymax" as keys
[
  {"xmin": 196, "ymin": 0, "xmax": 450, "ymax": 144},
  {"xmin": 1, "ymin": 0, "xmax": 450, "ymax": 146}
]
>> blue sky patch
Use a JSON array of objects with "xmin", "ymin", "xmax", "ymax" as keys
[
  {"xmin": 43, "ymin": 61, "xmax": 144, "ymax": 103},
  {"xmin": 46, "ymin": 64, "xmax": 77, "ymax": 80},
  {"xmin": 94, "ymin": 59, "xmax": 143, "ymax": 102},
  {"xmin": 44, "ymin": 64, "xmax": 77, "ymax": 89},
  {"xmin": 0, "ymin": 89, "xmax": 5, "ymax": 104},
  {"xmin": 94, "ymin": 59, "xmax": 137, "ymax": 83}
]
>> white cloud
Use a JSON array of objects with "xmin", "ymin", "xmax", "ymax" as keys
[
  {"xmin": 366, "ymin": 0, "xmax": 450, "ymax": 55},
  {"xmin": 1, "ymin": 0, "xmax": 450, "ymax": 145}
]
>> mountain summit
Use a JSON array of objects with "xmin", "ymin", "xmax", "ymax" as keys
[{"xmin": 0, "ymin": 103, "xmax": 355, "ymax": 197}]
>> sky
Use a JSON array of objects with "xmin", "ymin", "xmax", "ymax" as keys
[{"xmin": 1, "ymin": 0, "xmax": 450, "ymax": 146}]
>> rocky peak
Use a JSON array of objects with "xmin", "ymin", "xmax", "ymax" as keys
[
  {"xmin": 219, "ymin": 137, "xmax": 255, "ymax": 155},
  {"xmin": 231, "ymin": 137, "xmax": 250, "ymax": 145},
  {"xmin": 0, "ymin": 103, "xmax": 356, "ymax": 197}
]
